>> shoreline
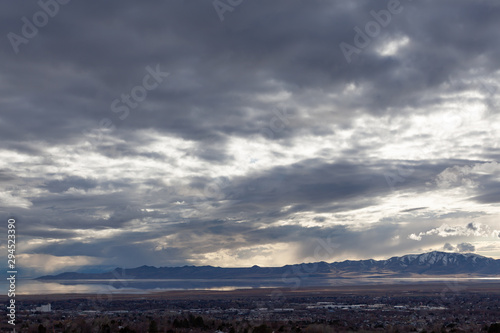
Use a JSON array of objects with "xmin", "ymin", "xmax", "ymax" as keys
[{"xmin": 4, "ymin": 281, "xmax": 500, "ymax": 301}]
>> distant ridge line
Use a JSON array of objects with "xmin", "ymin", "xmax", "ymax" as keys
[{"xmin": 36, "ymin": 251, "xmax": 500, "ymax": 280}]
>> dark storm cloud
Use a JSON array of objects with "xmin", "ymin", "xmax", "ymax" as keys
[
  {"xmin": 456, "ymin": 242, "xmax": 476, "ymax": 253},
  {"xmin": 401, "ymin": 207, "xmax": 427, "ymax": 213},
  {"xmin": 472, "ymin": 181, "xmax": 500, "ymax": 204},
  {"xmin": 3, "ymin": 154, "xmax": 492, "ymax": 271},
  {"xmin": 21, "ymin": 227, "xmax": 77, "ymax": 240},
  {"xmin": 1, "ymin": 0, "xmax": 500, "ymax": 273},
  {"xmin": 21, "ymin": 218, "xmax": 403, "ymax": 271},
  {"xmin": 1, "ymin": 0, "xmax": 500, "ymax": 146},
  {"xmin": 43, "ymin": 176, "xmax": 98, "ymax": 193},
  {"xmin": 21, "ymin": 215, "xmax": 458, "ymax": 273},
  {"xmin": 437, "ymin": 163, "xmax": 500, "ymax": 203},
  {"xmin": 441, "ymin": 242, "xmax": 476, "ymax": 253},
  {"xmin": 201, "ymin": 159, "xmax": 475, "ymax": 218},
  {"xmin": 443, "ymin": 243, "xmax": 455, "ymax": 251}
]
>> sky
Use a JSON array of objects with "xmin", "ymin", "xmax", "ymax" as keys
[{"xmin": 1, "ymin": 0, "xmax": 500, "ymax": 277}]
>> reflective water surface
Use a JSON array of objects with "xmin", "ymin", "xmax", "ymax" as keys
[{"xmin": 5, "ymin": 277, "xmax": 500, "ymax": 295}]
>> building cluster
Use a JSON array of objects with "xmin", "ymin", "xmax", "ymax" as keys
[
  {"xmin": 32, "ymin": 303, "xmax": 51, "ymax": 313},
  {"xmin": 0, "ymin": 291, "xmax": 499, "ymax": 332}
]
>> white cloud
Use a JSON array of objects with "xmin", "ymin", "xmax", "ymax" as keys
[
  {"xmin": 408, "ymin": 222, "xmax": 496, "ymax": 241},
  {"xmin": 376, "ymin": 35, "xmax": 410, "ymax": 57},
  {"xmin": 436, "ymin": 161, "xmax": 500, "ymax": 189},
  {"xmin": 17, "ymin": 254, "xmax": 103, "ymax": 274}
]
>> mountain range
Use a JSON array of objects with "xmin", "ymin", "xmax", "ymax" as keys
[{"xmin": 37, "ymin": 251, "xmax": 500, "ymax": 280}]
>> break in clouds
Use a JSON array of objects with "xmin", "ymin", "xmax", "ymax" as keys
[{"xmin": 1, "ymin": 0, "xmax": 500, "ymax": 276}]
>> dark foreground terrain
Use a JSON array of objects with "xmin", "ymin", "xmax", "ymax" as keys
[{"xmin": 2, "ymin": 282, "xmax": 500, "ymax": 332}]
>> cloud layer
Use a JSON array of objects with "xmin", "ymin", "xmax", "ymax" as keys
[{"xmin": 1, "ymin": 0, "xmax": 500, "ymax": 276}]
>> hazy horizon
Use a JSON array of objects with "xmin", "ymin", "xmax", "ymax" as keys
[{"xmin": 35, "ymin": 249, "xmax": 500, "ymax": 274}]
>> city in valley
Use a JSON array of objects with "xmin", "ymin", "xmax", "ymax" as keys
[{"xmin": 2, "ymin": 282, "xmax": 500, "ymax": 333}]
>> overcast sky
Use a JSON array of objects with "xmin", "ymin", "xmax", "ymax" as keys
[{"xmin": 1, "ymin": 0, "xmax": 500, "ymax": 276}]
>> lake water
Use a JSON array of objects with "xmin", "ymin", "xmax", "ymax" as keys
[{"xmin": 6, "ymin": 277, "xmax": 500, "ymax": 295}]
